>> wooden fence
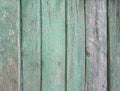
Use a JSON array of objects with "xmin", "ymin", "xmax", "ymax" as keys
[{"xmin": 0, "ymin": 0, "xmax": 119, "ymax": 91}]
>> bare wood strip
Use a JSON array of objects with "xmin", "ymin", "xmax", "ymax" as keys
[{"xmin": 85, "ymin": 0, "xmax": 107, "ymax": 91}]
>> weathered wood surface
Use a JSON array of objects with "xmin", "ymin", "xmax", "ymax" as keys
[
  {"xmin": 85, "ymin": 0, "xmax": 107, "ymax": 91},
  {"xmin": 67, "ymin": 0, "xmax": 85, "ymax": 91},
  {"xmin": 0, "ymin": 0, "xmax": 20, "ymax": 91},
  {"xmin": 22, "ymin": 0, "xmax": 41, "ymax": 91},
  {"xmin": 108, "ymin": 0, "xmax": 120, "ymax": 91},
  {"xmin": 0, "ymin": 0, "xmax": 120, "ymax": 91},
  {"xmin": 42, "ymin": 0, "xmax": 65, "ymax": 91}
]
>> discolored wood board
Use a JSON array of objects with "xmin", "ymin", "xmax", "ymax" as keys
[
  {"xmin": 21, "ymin": 0, "xmax": 41, "ymax": 91},
  {"xmin": 85, "ymin": 0, "xmax": 107, "ymax": 91},
  {"xmin": 42, "ymin": 0, "xmax": 65, "ymax": 91},
  {"xmin": 1, "ymin": 0, "xmax": 120, "ymax": 91},
  {"xmin": 0, "ymin": 0, "xmax": 20, "ymax": 91},
  {"xmin": 67, "ymin": 0, "xmax": 85, "ymax": 91},
  {"xmin": 108, "ymin": 0, "xmax": 120, "ymax": 91}
]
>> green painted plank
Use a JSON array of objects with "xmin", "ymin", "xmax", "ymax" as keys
[
  {"xmin": 0, "ymin": 0, "xmax": 20, "ymax": 91},
  {"xmin": 85, "ymin": 0, "xmax": 107, "ymax": 91},
  {"xmin": 108, "ymin": 0, "xmax": 120, "ymax": 91},
  {"xmin": 22, "ymin": 0, "xmax": 41, "ymax": 91},
  {"xmin": 42, "ymin": 0, "xmax": 65, "ymax": 91},
  {"xmin": 67, "ymin": 0, "xmax": 85, "ymax": 91}
]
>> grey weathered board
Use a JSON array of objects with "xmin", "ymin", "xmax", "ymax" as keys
[
  {"xmin": 85, "ymin": 0, "xmax": 107, "ymax": 91},
  {"xmin": 0, "ymin": 0, "xmax": 120, "ymax": 91}
]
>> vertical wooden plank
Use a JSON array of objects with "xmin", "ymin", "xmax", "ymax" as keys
[
  {"xmin": 67, "ymin": 0, "xmax": 85, "ymax": 91},
  {"xmin": 22, "ymin": 0, "xmax": 41, "ymax": 91},
  {"xmin": 0, "ymin": 0, "xmax": 20, "ymax": 91},
  {"xmin": 85, "ymin": 0, "xmax": 107, "ymax": 91},
  {"xmin": 42, "ymin": 0, "xmax": 65, "ymax": 91},
  {"xmin": 108, "ymin": 0, "xmax": 120, "ymax": 91}
]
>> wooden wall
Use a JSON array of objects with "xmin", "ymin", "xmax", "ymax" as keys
[{"xmin": 0, "ymin": 0, "xmax": 119, "ymax": 91}]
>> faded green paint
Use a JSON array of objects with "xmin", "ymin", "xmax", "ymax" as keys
[
  {"xmin": 22, "ymin": 0, "xmax": 41, "ymax": 91},
  {"xmin": 0, "ymin": 0, "xmax": 120, "ymax": 91},
  {"xmin": 42, "ymin": 0, "xmax": 65, "ymax": 91},
  {"xmin": 67, "ymin": 0, "xmax": 85, "ymax": 91},
  {"xmin": 108, "ymin": 0, "xmax": 120, "ymax": 91},
  {"xmin": 0, "ymin": 0, "xmax": 20, "ymax": 91}
]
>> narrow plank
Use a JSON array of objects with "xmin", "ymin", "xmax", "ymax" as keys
[
  {"xmin": 0, "ymin": 0, "xmax": 20, "ymax": 91},
  {"xmin": 85, "ymin": 0, "xmax": 107, "ymax": 91},
  {"xmin": 67, "ymin": 0, "xmax": 85, "ymax": 91},
  {"xmin": 108, "ymin": 0, "xmax": 120, "ymax": 91},
  {"xmin": 22, "ymin": 0, "xmax": 41, "ymax": 91},
  {"xmin": 42, "ymin": 0, "xmax": 65, "ymax": 91}
]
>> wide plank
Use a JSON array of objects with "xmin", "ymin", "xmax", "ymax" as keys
[
  {"xmin": 0, "ymin": 0, "xmax": 20, "ymax": 91},
  {"xmin": 42, "ymin": 0, "xmax": 65, "ymax": 91},
  {"xmin": 67, "ymin": 0, "xmax": 85, "ymax": 91},
  {"xmin": 85, "ymin": 0, "xmax": 107, "ymax": 91},
  {"xmin": 108, "ymin": 0, "xmax": 120, "ymax": 91},
  {"xmin": 21, "ymin": 0, "xmax": 41, "ymax": 91}
]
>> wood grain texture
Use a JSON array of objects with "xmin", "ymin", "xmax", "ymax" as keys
[
  {"xmin": 22, "ymin": 0, "xmax": 41, "ymax": 91},
  {"xmin": 108, "ymin": 0, "xmax": 120, "ymax": 91},
  {"xmin": 42, "ymin": 0, "xmax": 65, "ymax": 91},
  {"xmin": 67, "ymin": 0, "xmax": 85, "ymax": 91},
  {"xmin": 85, "ymin": 0, "xmax": 107, "ymax": 91},
  {"xmin": 0, "ymin": 0, "xmax": 20, "ymax": 91}
]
